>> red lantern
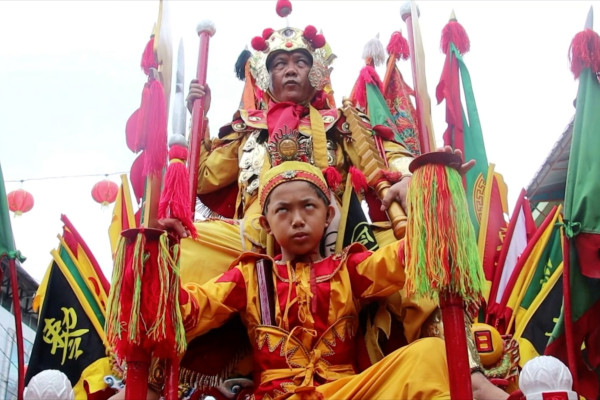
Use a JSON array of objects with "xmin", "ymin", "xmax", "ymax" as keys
[
  {"xmin": 92, "ymin": 179, "xmax": 119, "ymax": 206},
  {"xmin": 7, "ymin": 189, "xmax": 34, "ymax": 215}
]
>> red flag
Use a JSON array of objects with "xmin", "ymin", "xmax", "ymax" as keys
[
  {"xmin": 486, "ymin": 188, "xmax": 536, "ymax": 328},
  {"xmin": 477, "ymin": 165, "xmax": 509, "ymax": 303}
]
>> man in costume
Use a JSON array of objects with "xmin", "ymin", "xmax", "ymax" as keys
[{"xmin": 154, "ymin": 8, "xmax": 508, "ymax": 399}]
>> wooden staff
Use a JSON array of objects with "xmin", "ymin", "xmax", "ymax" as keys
[
  {"xmin": 342, "ymin": 99, "xmax": 407, "ymax": 239},
  {"xmin": 187, "ymin": 20, "xmax": 216, "ymax": 215}
]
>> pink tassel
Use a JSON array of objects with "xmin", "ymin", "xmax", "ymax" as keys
[
  {"xmin": 441, "ymin": 20, "xmax": 470, "ymax": 55},
  {"xmin": 142, "ymin": 79, "xmax": 168, "ymax": 176},
  {"xmin": 159, "ymin": 144, "xmax": 198, "ymax": 238},
  {"xmin": 349, "ymin": 166, "xmax": 368, "ymax": 193},
  {"xmin": 569, "ymin": 28, "xmax": 600, "ymax": 78},
  {"xmin": 322, "ymin": 166, "xmax": 342, "ymax": 191},
  {"xmin": 387, "ymin": 31, "xmax": 410, "ymax": 60}
]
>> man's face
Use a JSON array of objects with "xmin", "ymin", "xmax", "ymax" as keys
[{"xmin": 268, "ymin": 50, "xmax": 315, "ymax": 104}]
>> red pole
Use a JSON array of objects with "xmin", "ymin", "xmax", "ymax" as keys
[
  {"xmin": 8, "ymin": 258, "xmax": 25, "ymax": 400},
  {"xmin": 440, "ymin": 292, "xmax": 473, "ymax": 399},
  {"xmin": 125, "ymin": 346, "xmax": 151, "ymax": 400},
  {"xmin": 164, "ymin": 357, "xmax": 180, "ymax": 400},
  {"xmin": 188, "ymin": 21, "xmax": 216, "ymax": 215}
]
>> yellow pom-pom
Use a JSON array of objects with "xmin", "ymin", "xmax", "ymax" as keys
[{"xmin": 471, "ymin": 322, "xmax": 504, "ymax": 367}]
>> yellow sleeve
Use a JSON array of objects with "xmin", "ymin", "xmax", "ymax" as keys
[
  {"xmin": 197, "ymin": 131, "xmax": 243, "ymax": 195},
  {"xmin": 350, "ymin": 240, "xmax": 406, "ymax": 299},
  {"xmin": 180, "ymin": 262, "xmax": 248, "ymax": 341},
  {"xmin": 383, "ymin": 139, "xmax": 414, "ymax": 175}
]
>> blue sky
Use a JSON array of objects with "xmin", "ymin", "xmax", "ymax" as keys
[{"xmin": 1, "ymin": 1, "xmax": 595, "ymax": 283}]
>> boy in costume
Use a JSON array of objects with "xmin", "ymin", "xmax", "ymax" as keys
[{"xmin": 179, "ymin": 160, "xmax": 451, "ymax": 399}]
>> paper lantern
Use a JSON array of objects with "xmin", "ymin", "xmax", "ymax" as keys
[
  {"xmin": 92, "ymin": 179, "xmax": 119, "ymax": 206},
  {"xmin": 7, "ymin": 189, "xmax": 34, "ymax": 215}
]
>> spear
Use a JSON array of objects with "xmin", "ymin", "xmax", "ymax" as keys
[{"xmin": 187, "ymin": 20, "xmax": 216, "ymax": 215}]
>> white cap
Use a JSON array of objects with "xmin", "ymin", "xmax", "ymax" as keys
[
  {"xmin": 23, "ymin": 369, "xmax": 75, "ymax": 400},
  {"xmin": 520, "ymin": 356, "xmax": 578, "ymax": 400}
]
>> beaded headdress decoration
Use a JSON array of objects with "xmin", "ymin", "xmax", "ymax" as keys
[{"xmin": 248, "ymin": 0, "xmax": 336, "ymax": 92}]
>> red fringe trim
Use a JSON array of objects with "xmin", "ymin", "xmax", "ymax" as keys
[
  {"xmin": 387, "ymin": 31, "xmax": 410, "ymax": 60},
  {"xmin": 441, "ymin": 20, "xmax": 470, "ymax": 55},
  {"xmin": 569, "ymin": 29, "xmax": 600, "ymax": 78}
]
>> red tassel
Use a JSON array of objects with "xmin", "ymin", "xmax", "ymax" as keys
[
  {"xmin": 569, "ymin": 28, "xmax": 600, "ymax": 78},
  {"xmin": 322, "ymin": 166, "xmax": 342, "ymax": 191},
  {"xmin": 158, "ymin": 144, "xmax": 198, "ymax": 238},
  {"xmin": 141, "ymin": 79, "xmax": 168, "ymax": 176},
  {"xmin": 349, "ymin": 166, "xmax": 368, "ymax": 193},
  {"xmin": 352, "ymin": 66, "xmax": 384, "ymax": 109},
  {"xmin": 387, "ymin": 31, "xmax": 410, "ymax": 60},
  {"xmin": 141, "ymin": 36, "xmax": 157, "ymax": 76},
  {"xmin": 441, "ymin": 20, "xmax": 470, "ymax": 55}
]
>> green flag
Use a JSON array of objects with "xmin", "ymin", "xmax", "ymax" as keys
[
  {"xmin": 0, "ymin": 163, "xmax": 24, "ymax": 261},
  {"xmin": 545, "ymin": 29, "xmax": 600, "ymax": 398}
]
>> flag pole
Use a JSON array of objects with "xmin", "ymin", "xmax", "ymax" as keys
[
  {"xmin": 401, "ymin": 1, "xmax": 435, "ymax": 154},
  {"xmin": 8, "ymin": 258, "xmax": 25, "ymax": 400},
  {"xmin": 187, "ymin": 20, "xmax": 216, "ymax": 215}
]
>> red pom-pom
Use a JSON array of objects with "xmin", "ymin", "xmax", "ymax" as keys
[
  {"xmin": 312, "ymin": 34, "xmax": 326, "ymax": 49},
  {"xmin": 303, "ymin": 25, "xmax": 317, "ymax": 40},
  {"xmin": 276, "ymin": 0, "xmax": 292, "ymax": 17},
  {"xmin": 262, "ymin": 28, "xmax": 275, "ymax": 40},
  {"xmin": 387, "ymin": 31, "xmax": 410, "ymax": 60},
  {"xmin": 569, "ymin": 28, "xmax": 600, "ymax": 78},
  {"xmin": 441, "ymin": 20, "xmax": 470, "ymax": 55},
  {"xmin": 251, "ymin": 36, "xmax": 267, "ymax": 51},
  {"xmin": 322, "ymin": 166, "xmax": 342, "ymax": 191},
  {"xmin": 349, "ymin": 167, "xmax": 368, "ymax": 193}
]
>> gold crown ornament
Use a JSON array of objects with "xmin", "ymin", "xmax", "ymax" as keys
[{"xmin": 249, "ymin": 1, "xmax": 336, "ymax": 92}]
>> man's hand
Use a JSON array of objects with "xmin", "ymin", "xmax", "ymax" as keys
[
  {"xmin": 439, "ymin": 145, "xmax": 476, "ymax": 176},
  {"xmin": 158, "ymin": 218, "xmax": 190, "ymax": 240},
  {"xmin": 380, "ymin": 176, "xmax": 411, "ymax": 213},
  {"xmin": 186, "ymin": 79, "xmax": 211, "ymax": 113}
]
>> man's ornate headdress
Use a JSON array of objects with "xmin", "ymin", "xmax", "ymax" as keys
[{"xmin": 248, "ymin": 1, "xmax": 336, "ymax": 92}]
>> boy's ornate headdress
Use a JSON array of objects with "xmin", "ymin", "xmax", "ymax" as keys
[
  {"xmin": 259, "ymin": 161, "xmax": 329, "ymax": 211},
  {"xmin": 248, "ymin": 1, "xmax": 336, "ymax": 92}
]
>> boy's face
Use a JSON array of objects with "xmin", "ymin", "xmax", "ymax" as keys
[{"xmin": 260, "ymin": 180, "xmax": 334, "ymax": 263}]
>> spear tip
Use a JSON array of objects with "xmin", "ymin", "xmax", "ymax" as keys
[
  {"xmin": 585, "ymin": 6, "xmax": 593, "ymax": 30},
  {"xmin": 449, "ymin": 10, "xmax": 457, "ymax": 22}
]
